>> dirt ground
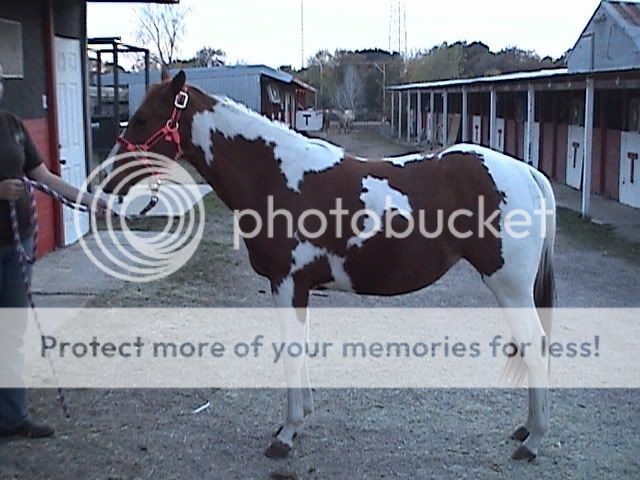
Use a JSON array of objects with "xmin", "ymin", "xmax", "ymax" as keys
[{"xmin": 1, "ymin": 127, "xmax": 639, "ymax": 479}]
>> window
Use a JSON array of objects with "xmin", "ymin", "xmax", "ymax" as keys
[
  {"xmin": 0, "ymin": 18, "xmax": 23, "ymax": 78},
  {"xmin": 569, "ymin": 95, "xmax": 585, "ymax": 126},
  {"xmin": 267, "ymin": 84, "xmax": 281, "ymax": 104}
]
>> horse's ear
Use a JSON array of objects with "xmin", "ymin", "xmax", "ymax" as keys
[
  {"xmin": 161, "ymin": 65, "xmax": 171, "ymax": 81},
  {"xmin": 171, "ymin": 70, "xmax": 186, "ymax": 94}
]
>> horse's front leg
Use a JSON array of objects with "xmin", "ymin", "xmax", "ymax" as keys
[{"xmin": 265, "ymin": 278, "xmax": 311, "ymax": 459}]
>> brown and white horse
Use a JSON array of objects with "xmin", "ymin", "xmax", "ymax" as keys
[{"xmin": 106, "ymin": 70, "xmax": 556, "ymax": 462}]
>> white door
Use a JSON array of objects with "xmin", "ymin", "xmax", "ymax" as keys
[
  {"xmin": 55, "ymin": 36, "xmax": 89, "ymax": 245},
  {"xmin": 495, "ymin": 118, "xmax": 505, "ymax": 152},
  {"xmin": 620, "ymin": 131, "xmax": 640, "ymax": 208},
  {"xmin": 566, "ymin": 125, "xmax": 585, "ymax": 190},
  {"xmin": 472, "ymin": 116, "xmax": 482, "ymax": 144},
  {"xmin": 523, "ymin": 121, "xmax": 540, "ymax": 169},
  {"xmin": 426, "ymin": 112, "xmax": 434, "ymax": 144}
]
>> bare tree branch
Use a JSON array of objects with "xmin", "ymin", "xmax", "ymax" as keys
[{"xmin": 136, "ymin": 4, "xmax": 190, "ymax": 66}]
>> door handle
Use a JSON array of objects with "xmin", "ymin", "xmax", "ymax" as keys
[{"xmin": 59, "ymin": 158, "xmax": 67, "ymax": 165}]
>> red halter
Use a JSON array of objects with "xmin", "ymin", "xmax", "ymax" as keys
[{"xmin": 117, "ymin": 88, "xmax": 190, "ymax": 159}]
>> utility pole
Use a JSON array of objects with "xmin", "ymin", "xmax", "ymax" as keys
[{"xmin": 301, "ymin": 0, "xmax": 305, "ymax": 69}]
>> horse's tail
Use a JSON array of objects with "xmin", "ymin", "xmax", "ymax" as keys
[{"xmin": 530, "ymin": 167, "xmax": 556, "ymax": 371}]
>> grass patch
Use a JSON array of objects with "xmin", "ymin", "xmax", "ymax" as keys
[{"xmin": 557, "ymin": 207, "xmax": 640, "ymax": 266}]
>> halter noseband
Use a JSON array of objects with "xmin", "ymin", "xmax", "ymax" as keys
[{"xmin": 117, "ymin": 88, "xmax": 190, "ymax": 159}]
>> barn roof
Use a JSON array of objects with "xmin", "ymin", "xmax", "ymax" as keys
[
  {"xmin": 99, "ymin": 64, "xmax": 316, "ymax": 92},
  {"xmin": 386, "ymin": 68, "xmax": 569, "ymax": 91},
  {"xmin": 603, "ymin": 1, "xmax": 640, "ymax": 49}
]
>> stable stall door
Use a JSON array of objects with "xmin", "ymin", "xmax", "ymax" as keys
[
  {"xmin": 620, "ymin": 131, "xmax": 640, "ymax": 208},
  {"xmin": 566, "ymin": 125, "xmax": 585, "ymax": 189}
]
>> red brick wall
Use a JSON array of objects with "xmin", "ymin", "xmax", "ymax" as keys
[{"xmin": 23, "ymin": 118, "xmax": 57, "ymax": 256}]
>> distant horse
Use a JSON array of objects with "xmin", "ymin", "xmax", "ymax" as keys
[
  {"xmin": 106, "ymin": 70, "xmax": 556, "ymax": 462},
  {"xmin": 323, "ymin": 109, "xmax": 354, "ymax": 133}
]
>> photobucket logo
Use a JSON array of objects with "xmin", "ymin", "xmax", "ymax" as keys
[
  {"xmin": 75, "ymin": 152, "xmax": 206, "ymax": 283},
  {"xmin": 233, "ymin": 196, "xmax": 553, "ymax": 248}
]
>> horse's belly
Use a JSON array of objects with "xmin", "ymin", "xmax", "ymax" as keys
[{"xmin": 341, "ymin": 241, "xmax": 460, "ymax": 296}]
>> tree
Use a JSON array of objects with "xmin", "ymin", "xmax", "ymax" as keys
[
  {"xmin": 194, "ymin": 47, "xmax": 226, "ymax": 67},
  {"xmin": 136, "ymin": 4, "xmax": 190, "ymax": 66},
  {"xmin": 335, "ymin": 65, "xmax": 364, "ymax": 112}
]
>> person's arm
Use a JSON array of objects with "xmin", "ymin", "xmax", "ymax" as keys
[
  {"xmin": 26, "ymin": 163, "xmax": 108, "ymax": 214},
  {"xmin": 18, "ymin": 119, "xmax": 107, "ymax": 213}
]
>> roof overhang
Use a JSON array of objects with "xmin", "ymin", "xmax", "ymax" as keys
[
  {"xmin": 87, "ymin": 1, "xmax": 180, "ymax": 4},
  {"xmin": 387, "ymin": 66, "xmax": 640, "ymax": 92}
]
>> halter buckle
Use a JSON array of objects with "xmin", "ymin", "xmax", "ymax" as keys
[{"xmin": 174, "ymin": 90, "xmax": 189, "ymax": 110}]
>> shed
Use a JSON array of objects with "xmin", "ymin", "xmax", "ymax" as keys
[{"xmin": 98, "ymin": 65, "xmax": 317, "ymax": 130}]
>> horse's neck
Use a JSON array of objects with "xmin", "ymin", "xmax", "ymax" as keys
[{"xmin": 186, "ymin": 103, "xmax": 285, "ymax": 211}]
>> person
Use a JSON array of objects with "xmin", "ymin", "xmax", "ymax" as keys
[{"xmin": 0, "ymin": 62, "xmax": 106, "ymax": 439}]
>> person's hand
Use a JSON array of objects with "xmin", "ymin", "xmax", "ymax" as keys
[
  {"xmin": 92, "ymin": 197, "xmax": 113, "ymax": 219},
  {"xmin": 0, "ymin": 179, "xmax": 25, "ymax": 201}
]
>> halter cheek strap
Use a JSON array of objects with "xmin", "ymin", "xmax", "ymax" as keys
[{"xmin": 117, "ymin": 88, "xmax": 190, "ymax": 160}]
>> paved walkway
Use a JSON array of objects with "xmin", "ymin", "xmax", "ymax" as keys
[
  {"xmin": 553, "ymin": 182, "xmax": 640, "ymax": 243},
  {"xmin": 32, "ymin": 233, "xmax": 137, "ymax": 307}
]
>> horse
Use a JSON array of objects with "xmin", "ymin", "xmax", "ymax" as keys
[{"xmin": 105, "ymin": 69, "xmax": 556, "ymax": 462}]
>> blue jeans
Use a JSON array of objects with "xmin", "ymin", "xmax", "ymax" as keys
[{"xmin": 0, "ymin": 236, "xmax": 32, "ymax": 432}]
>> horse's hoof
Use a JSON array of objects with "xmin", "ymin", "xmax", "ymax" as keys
[
  {"xmin": 265, "ymin": 439, "xmax": 292, "ymax": 459},
  {"xmin": 511, "ymin": 445, "xmax": 536, "ymax": 462},
  {"xmin": 511, "ymin": 426, "xmax": 530, "ymax": 442}
]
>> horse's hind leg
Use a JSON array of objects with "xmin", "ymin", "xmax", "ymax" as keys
[{"xmin": 484, "ymin": 276, "xmax": 549, "ymax": 461}]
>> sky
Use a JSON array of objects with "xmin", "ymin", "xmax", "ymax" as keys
[{"xmin": 87, "ymin": 0, "xmax": 609, "ymax": 70}]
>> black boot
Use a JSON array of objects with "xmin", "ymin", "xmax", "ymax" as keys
[{"xmin": 0, "ymin": 419, "xmax": 54, "ymax": 439}]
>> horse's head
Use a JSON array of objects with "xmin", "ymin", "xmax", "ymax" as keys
[{"xmin": 103, "ymin": 68, "xmax": 189, "ymax": 195}]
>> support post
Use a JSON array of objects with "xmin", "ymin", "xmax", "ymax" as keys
[
  {"xmin": 462, "ymin": 88, "xmax": 469, "ymax": 142},
  {"xmin": 430, "ymin": 91, "xmax": 435, "ymax": 146},
  {"xmin": 390, "ymin": 90, "xmax": 395, "ymax": 130},
  {"xmin": 582, "ymin": 78, "xmax": 595, "ymax": 217},
  {"xmin": 525, "ymin": 85, "xmax": 535, "ymax": 165},
  {"xmin": 442, "ymin": 91, "xmax": 449, "ymax": 147},
  {"xmin": 97, "ymin": 51, "xmax": 102, "ymax": 115},
  {"xmin": 407, "ymin": 90, "xmax": 411, "ymax": 143},
  {"xmin": 144, "ymin": 50, "xmax": 150, "ymax": 93},
  {"xmin": 398, "ymin": 91, "xmax": 402, "ymax": 140},
  {"xmin": 113, "ymin": 44, "xmax": 120, "ymax": 134},
  {"xmin": 490, "ymin": 88, "xmax": 497, "ymax": 149},
  {"xmin": 417, "ymin": 92, "xmax": 422, "ymax": 143}
]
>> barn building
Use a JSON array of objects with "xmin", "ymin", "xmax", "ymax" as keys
[
  {"xmin": 0, "ymin": 0, "xmax": 178, "ymax": 256},
  {"xmin": 387, "ymin": 0, "xmax": 640, "ymax": 213}
]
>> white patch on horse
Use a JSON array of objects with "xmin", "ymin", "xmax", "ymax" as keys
[
  {"xmin": 291, "ymin": 241, "xmax": 353, "ymax": 292},
  {"xmin": 439, "ymin": 143, "xmax": 484, "ymax": 159},
  {"xmin": 191, "ymin": 110, "xmax": 216, "ymax": 165},
  {"xmin": 273, "ymin": 276, "xmax": 295, "ymax": 307},
  {"xmin": 348, "ymin": 176, "xmax": 413, "ymax": 249},
  {"xmin": 383, "ymin": 153, "xmax": 434, "ymax": 166},
  {"xmin": 191, "ymin": 96, "xmax": 345, "ymax": 191}
]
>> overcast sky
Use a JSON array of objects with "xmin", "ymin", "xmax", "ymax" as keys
[{"xmin": 87, "ymin": 0, "xmax": 609, "ymax": 69}]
